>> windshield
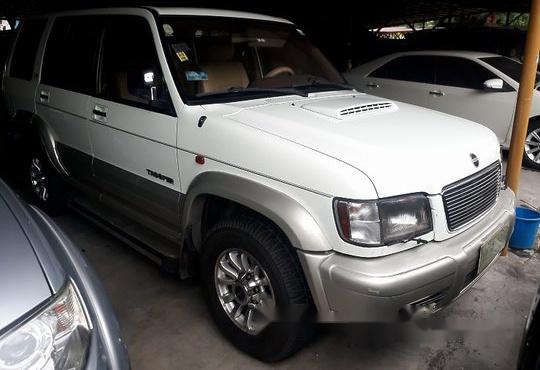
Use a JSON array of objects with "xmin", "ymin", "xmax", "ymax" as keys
[
  {"xmin": 159, "ymin": 16, "xmax": 348, "ymax": 104},
  {"xmin": 480, "ymin": 56, "xmax": 540, "ymax": 84}
]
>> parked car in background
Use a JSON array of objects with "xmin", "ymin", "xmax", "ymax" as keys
[
  {"xmin": 3, "ymin": 8, "xmax": 515, "ymax": 361},
  {"xmin": 0, "ymin": 179, "xmax": 129, "ymax": 369},
  {"xmin": 345, "ymin": 50, "xmax": 540, "ymax": 170},
  {"xmin": 405, "ymin": 26, "xmax": 526, "ymax": 60}
]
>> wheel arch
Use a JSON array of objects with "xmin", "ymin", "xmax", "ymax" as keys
[
  {"xmin": 530, "ymin": 115, "xmax": 540, "ymax": 124},
  {"xmin": 181, "ymin": 172, "xmax": 331, "ymax": 253},
  {"xmin": 11, "ymin": 110, "xmax": 68, "ymax": 176}
]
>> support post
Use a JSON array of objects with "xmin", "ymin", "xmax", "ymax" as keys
[{"xmin": 503, "ymin": 0, "xmax": 540, "ymax": 256}]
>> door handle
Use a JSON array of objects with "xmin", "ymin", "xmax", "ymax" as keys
[
  {"xmin": 39, "ymin": 90, "xmax": 50, "ymax": 103},
  {"xmin": 366, "ymin": 82, "xmax": 380, "ymax": 88},
  {"xmin": 429, "ymin": 90, "xmax": 445, "ymax": 97},
  {"xmin": 92, "ymin": 105, "xmax": 108, "ymax": 123}
]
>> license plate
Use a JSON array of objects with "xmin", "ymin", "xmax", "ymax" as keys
[{"xmin": 478, "ymin": 224, "xmax": 510, "ymax": 274}]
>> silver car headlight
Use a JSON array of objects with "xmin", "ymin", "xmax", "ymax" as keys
[
  {"xmin": 334, "ymin": 193, "xmax": 433, "ymax": 246},
  {"xmin": 0, "ymin": 281, "xmax": 91, "ymax": 370}
]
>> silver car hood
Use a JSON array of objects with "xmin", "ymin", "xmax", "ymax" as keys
[{"xmin": 0, "ymin": 197, "xmax": 51, "ymax": 330}]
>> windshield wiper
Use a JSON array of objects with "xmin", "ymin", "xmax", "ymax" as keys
[
  {"xmin": 293, "ymin": 79, "xmax": 355, "ymax": 92},
  {"xmin": 199, "ymin": 87, "xmax": 308, "ymax": 98}
]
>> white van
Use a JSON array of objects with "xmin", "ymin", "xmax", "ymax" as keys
[{"xmin": 3, "ymin": 7, "xmax": 515, "ymax": 361}]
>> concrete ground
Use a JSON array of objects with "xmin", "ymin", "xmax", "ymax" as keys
[{"xmin": 50, "ymin": 166, "xmax": 540, "ymax": 370}]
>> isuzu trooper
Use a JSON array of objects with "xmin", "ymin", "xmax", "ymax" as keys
[{"xmin": 3, "ymin": 7, "xmax": 515, "ymax": 361}]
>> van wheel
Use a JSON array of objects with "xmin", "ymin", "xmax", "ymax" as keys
[
  {"xmin": 201, "ymin": 217, "xmax": 314, "ymax": 362},
  {"xmin": 27, "ymin": 149, "xmax": 64, "ymax": 214},
  {"xmin": 524, "ymin": 120, "xmax": 540, "ymax": 170}
]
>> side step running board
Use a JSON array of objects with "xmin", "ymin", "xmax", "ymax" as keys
[{"xmin": 68, "ymin": 198, "xmax": 180, "ymax": 274}]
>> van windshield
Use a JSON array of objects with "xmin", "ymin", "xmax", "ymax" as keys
[{"xmin": 159, "ymin": 16, "xmax": 349, "ymax": 104}]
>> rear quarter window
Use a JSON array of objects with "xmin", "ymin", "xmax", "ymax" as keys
[
  {"xmin": 9, "ymin": 19, "xmax": 47, "ymax": 80},
  {"xmin": 41, "ymin": 16, "xmax": 104, "ymax": 94}
]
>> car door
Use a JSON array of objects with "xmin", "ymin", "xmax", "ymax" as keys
[
  {"xmin": 3, "ymin": 18, "xmax": 47, "ymax": 117},
  {"xmin": 36, "ymin": 16, "xmax": 104, "ymax": 184},
  {"xmin": 427, "ymin": 56, "xmax": 516, "ymax": 143},
  {"xmin": 359, "ymin": 55, "xmax": 437, "ymax": 107},
  {"xmin": 88, "ymin": 15, "xmax": 182, "ymax": 240}
]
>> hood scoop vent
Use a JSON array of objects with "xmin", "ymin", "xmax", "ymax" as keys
[
  {"xmin": 339, "ymin": 102, "xmax": 395, "ymax": 116},
  {"xmin": 301, "ymin": 96, "xmax": 398, "ymax": 120}
]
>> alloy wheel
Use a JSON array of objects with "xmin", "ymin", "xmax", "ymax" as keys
[
  {"xmin": 525, "ymin": 128, "xmax": 540, "ymax": 164},
  {"xmin": 214, "ymin": 249, "xmax": 276, "ymax": 335},
  {"xmin": 30, "ymin": 158, "xmax": 49, "ymax": 203}
]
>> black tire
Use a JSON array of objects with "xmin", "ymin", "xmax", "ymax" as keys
[
  {"xmin": 26, "ymin": 145, "xmax": 65, "ymax": 215},
  {"xmin": 200, "ymin": 217, "xmax": 314, "ymax": 362},
  {"xmin": 524, "ymin": 120, "xmax": 540, "ymax": 171}
]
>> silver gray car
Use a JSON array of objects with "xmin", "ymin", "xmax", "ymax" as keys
[{"xmin": 0, "ymin": 179, "xmax": 129, "ymax": 369}]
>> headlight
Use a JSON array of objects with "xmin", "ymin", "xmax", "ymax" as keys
[
  {"xmin": 334, "ymin": 193, "xmax": 433, "ymax": 246},
  {"xmin": 0, "ymin": 281, "xmax": 90, "ymax": 370}
]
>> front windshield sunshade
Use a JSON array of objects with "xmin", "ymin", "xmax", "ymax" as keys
[{"xmin": 159, "ymin": 16, "xmax": 348, "ymax": 104}]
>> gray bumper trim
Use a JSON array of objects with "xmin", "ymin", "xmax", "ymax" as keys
[{"xmin": 298, "ymin": 188, "xmax": 515, "ymax": 322}]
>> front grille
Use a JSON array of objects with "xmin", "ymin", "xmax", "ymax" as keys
[{"xmin": 442, "ymin": 162, "xmax": 502, "ymax": 231}]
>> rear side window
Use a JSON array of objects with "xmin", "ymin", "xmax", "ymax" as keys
[
  {"xmin": 433, "ymin": 56, "xmax": 498, "ymax": 89},
  {"xmin": 369, "ymin": 56, "xmax": 435, "ymax": 84},
  {"xmin": 41, "ymin": 16, "xmax": 104, "ymax": 94},
  {"xmin": 99, "ymin": 16, "xmax": 174, "ymax": 114},
  {"xmin": 10, "ymin": 19, "xmax": 47, "ymax": 80}
]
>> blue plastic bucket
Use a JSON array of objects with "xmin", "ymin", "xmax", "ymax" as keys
[{"xmin": 509, "ymin": 207, "xmax": 540, "ymax": 249}]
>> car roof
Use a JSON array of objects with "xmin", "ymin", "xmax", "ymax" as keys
[
  {"xmin": 42, "ymin": 7, "xmax": 292, "ymax": 25},
  {"xmin": 147, "ymin": 7, "xmax": 292, "ymax": 24},
  {"xmin": 384, "ymin": 50, "xmax": 502, "ymax": 59}
]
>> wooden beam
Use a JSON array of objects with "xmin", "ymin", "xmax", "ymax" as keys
[{"xmin": 503, "ymin": 0, "xmax": 540, "ymax": 255}]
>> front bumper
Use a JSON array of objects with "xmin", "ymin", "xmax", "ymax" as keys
[{"xmin": 298, "ymin": 188, "xmax": 515, "ymax": 322}]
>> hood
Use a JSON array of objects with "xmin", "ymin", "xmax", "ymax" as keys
[
  {"xmin": 0, "ymin": 196, "xmax": 52, "ymax": 330},
  {"xmin": 223, "ymin": 92, "xmax": 500, "ymax": 197}
]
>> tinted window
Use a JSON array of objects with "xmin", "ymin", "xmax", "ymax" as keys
[
  {"xmin": 41, "ymin": 16, "xmax": 104, "ymax": 94},
  {"xmin": 481, "ymin": 56, "xmax": 540, "ymax": 84},
  {"xmin": 100, "ymin": 16, "xmax": 173, "ymax": 114},
  {"xmin": 10, "ymin": 19, "xmax": 47, "ymax": 80},
  {"xmin": 369, "ymin": 56, "xmax": 435, "ymax": 84},
  {"xmin": 434, "ymin": 56, "xmax": 498, "ymax": 89}
]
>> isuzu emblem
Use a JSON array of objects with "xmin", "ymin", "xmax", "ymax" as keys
[{"xmin": 470, "ymin": 153, "xmax": 479, "ymax": 167}]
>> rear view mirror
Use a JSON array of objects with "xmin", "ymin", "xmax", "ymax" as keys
[{"xmin": 483, "ymin": 78, "xmax": 504, "ymax": 90}]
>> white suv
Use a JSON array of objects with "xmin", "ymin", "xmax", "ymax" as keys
[
  {"xmin": 345, "ymin": 50, "xmax": 540, "ymax": 170},
  {"xmin": 3, "ymin": 8, "xmax": 515, "ymax": 361}
]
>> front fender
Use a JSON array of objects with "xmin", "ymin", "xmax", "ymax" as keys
[{"xmin": 182, "ymin": 171, "xmax": 331, "ymax": 252}]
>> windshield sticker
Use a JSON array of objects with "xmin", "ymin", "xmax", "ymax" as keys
[
  {"xmin": 163, "ymin": 23, "xmax": 174, "ymax": 37},
  {"xmin": 176, "ymin": 51, "xmax": 189, "ymax": 62},
  {"xmin": 185, "ymin": 71, "xmax": 208, "ymax": 81},
  {"xmin": 172, "ymin": 43, "xmax": 190, "ymax": 62}
]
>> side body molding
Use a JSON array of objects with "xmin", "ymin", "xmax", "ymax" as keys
[{"xmin": 182, "ymin": 172, "xmax": 332, "ymax": 252}]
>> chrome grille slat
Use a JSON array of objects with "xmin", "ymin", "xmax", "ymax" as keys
[
  {"xmin": 447, "ymin": 192, "xmax": 498, "ymax": 221},
  {"xmin": 442, "ymin": 162, "xmax": 501, "ymax": 231},
  {"xmin": 444, "ymin": 173, "xmax": 500, "ymax": 199},
  {"xmin": 446, "ymin": 186, "xmax": 499, "ymax": 210}
]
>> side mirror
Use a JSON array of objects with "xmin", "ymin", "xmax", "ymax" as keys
[{"xmin": 483, "ymin": 78, "xmax": 504, "ymax": 90}]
